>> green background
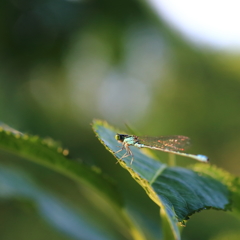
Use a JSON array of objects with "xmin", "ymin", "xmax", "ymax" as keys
[{"xmin": 1, "ymin": 0, "xmax": 240, "ymax": 239}]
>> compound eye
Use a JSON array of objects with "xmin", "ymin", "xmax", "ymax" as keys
[
  {"xmin": 115, "ymin": 134, "xmax": 125, "ymax": 142},
  {"xmin": 115, "ymin": 134, "xmax": 120, "ymax": 141}
]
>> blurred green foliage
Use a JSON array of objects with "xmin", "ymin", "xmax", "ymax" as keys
[{"xmin": 1, "ymin": 0, "xmax": 240, "ymax": 239}]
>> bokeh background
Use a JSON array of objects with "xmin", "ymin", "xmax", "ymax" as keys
[{"xmin": 1, "ymin": 0, "xmax": 240, "ymax": 239}]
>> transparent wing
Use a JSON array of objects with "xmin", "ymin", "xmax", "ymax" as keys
[{"xmin": 137, "ymin": 135, "xmax": 191, "ymax": 152}]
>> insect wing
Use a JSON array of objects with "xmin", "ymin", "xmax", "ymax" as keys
[{"xmin": 137, "ymin": 135, "xmax": 191, "ymax": 152}]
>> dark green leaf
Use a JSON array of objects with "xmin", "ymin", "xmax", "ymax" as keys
[
  {"xmin": 93, "ymin": 119, "xmax": 231, "ymax": 240},
  {"xmin": 192, "ymin": 164, "xmax": 239, "ymax": 218}
]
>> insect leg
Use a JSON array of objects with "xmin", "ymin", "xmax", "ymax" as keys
[
  {"xmin": 114, "ymin": 143, "xmax": 127, "ymax": 164},
  {"xmin": 124, "ymin": 144, "xmax": 134, "ymax": 164},
  {"xmin": 114, "ymin": 144, "xmax": 125, "ymax": 154},
  {"xmin": 130, "ymin": 154, "xmax": 134, "ymax": 164},
  {"xmin": 115, "ymin": 143, "xmax": 134, "ymax": 164}
]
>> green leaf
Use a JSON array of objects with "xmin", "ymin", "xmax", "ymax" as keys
[
  {"xmin": 93, "ymin": 119, "xmax": 231, "ymax": 240},
  {"xmin": 0, "ymin": 122, "xmax": 148, "ymax": 240},
  {"xmin": 0, "ymin": 166, "xmax": 130, "ymax": 240},
  {"xmin": 0, "ymin": 122, "xmax": 120, "ymax": 207},
  {"xmin": 192, "ymin": 164, "xmax": 240, "ymax": 218}
]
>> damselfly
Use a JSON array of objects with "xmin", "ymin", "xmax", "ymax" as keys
[{"xmin": 114, "ymin": 133, "xmax": 209, "ymax": 164}]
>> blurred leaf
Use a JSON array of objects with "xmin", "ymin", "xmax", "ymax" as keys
[
  {"xmin": 0, "ymin": 122, "xmax": 146, "ymax": 240},
  {"xmin": 0, "ymin": 122, "xmax": 120, "ymax": 207},
  {"xmin": 0, "ymin": 166, "xmax": 127, "ymax": 240},
  {"xmin": 93, "ymin": 119, "xmax": 231, "ymax": 240},
  {"xmin": 209, "ymin": 230, "xmax": 240, "ymax": 240}
]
